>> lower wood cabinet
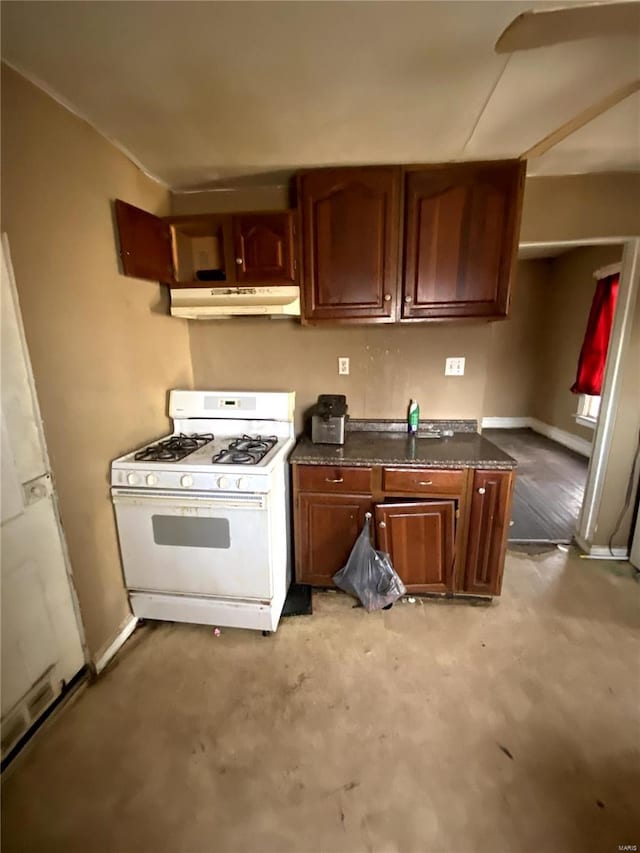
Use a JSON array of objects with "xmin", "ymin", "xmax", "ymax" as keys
[
  {"xmin": 296, "ymin": 493, "xmax": 373, "ymax": 586},
  {"xmin": 375, "ymin": 501, "xmax": 455, "ymax": 593},
  {"xmin": 292, "ymin": 463, "xmax": 514, "ymax": 598},
  {"xmin": 464, "ymin": 470, "xmax": 513, "ymax": 596}
]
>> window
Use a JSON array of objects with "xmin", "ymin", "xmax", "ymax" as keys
[{"xmin": 575, "ymin": 394, "xmax": 600, "ymax": 429}]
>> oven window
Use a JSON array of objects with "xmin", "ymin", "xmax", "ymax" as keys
[{"xmin": 152, "ymin": 515, "xmax": 231, "ymax": 549}]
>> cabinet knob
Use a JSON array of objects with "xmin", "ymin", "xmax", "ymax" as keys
[
  {"xmin": 405, "ymin": 295, "xmax": 413, "ymax": 303},
  {"xmin": 235, "ymin": 257, "xmax": 243, "ymax": 264},
  {"xmin": 383, "ymin": 293, "xmax": 391, "ymax": 302},
  {"xmin": 379, "ymin": 521, "xmax": 386, "ymax": 529},
  {"xmin": 477, "ymin": 487, "xmax": 486, "ymax": 495}
]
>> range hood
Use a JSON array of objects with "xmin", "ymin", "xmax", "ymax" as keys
[{"xmin": 170, "ymin": 286, "xmax": 300, "ymax": 320}]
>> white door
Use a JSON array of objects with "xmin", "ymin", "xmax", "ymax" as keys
[{"xmin": 1, "ymin": 236, "xmax": 86, "ymax": 759}]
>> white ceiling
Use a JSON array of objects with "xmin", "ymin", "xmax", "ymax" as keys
[{"xmin": 2, "ymin": 1, "xmax": 639, "ymax": 191}]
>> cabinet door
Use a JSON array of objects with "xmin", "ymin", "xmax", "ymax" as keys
[
  {"xmin": 232, "ymin": 212, "xmax": 296, "ymax": 284},
  {"xmin": 115, "ymin": 200, "xmax": 175, "ymax": 283},
  {"xmin": 464, "ymin": 470, "xmax": 513, "ymax": 596},
  {"xmin": 402, "ymin": 161, "xmax": 524, "ymax": 319},
  {"xmin": 295, "ymin": 493, "xmax": 373, "ymax": 586},
  {"xmin": 298, "ymin": 167, "xmax": 401, "ymax": 322},
  {"xmin": 375, "ymin": 501, "xmax": 455, "ymax": 593}
]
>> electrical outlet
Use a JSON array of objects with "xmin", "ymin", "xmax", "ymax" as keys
[
  {"xmin": 445, "ymin": 357, "xmax": 465, "ymax": 376},
  {"xmin": 338, "ymin": 357, "xmax": 350, "ymax": 375}
]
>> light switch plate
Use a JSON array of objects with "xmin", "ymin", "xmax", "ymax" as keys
[
  {"xmin": 445, "ymin": 357, "xmax": 465, "ymax": 376},
  {"xmin": 338, "ymin": 357, "xmax": 350, "ymax": 375}
]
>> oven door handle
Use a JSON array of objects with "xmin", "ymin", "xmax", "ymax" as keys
[{"xmin": 111, "ymin": 488, "xmax": 266, "ymax": 510}]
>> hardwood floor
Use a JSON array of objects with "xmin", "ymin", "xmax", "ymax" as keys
[{"xmin": 484, "ymin": 428, "xmax": 589, "ymax": 543}]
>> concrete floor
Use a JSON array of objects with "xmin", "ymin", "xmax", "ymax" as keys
[{"xmin": 2, "ymin": 549, "xmax": 639, "ymax": 853}]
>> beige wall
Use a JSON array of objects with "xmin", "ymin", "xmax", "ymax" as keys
[
  {"xmin": 1, "ymin": 66, "xmax": 193, "ymax": 659},
  {"xmin": 521, "ymin": 173, "xmax": 640, "ymax": 243},
  {"xmin": 189, "ymin": 319, "xmax": 493, "ymax": 434},
  {"xmin": 532, "ymin": 245, "xmax": 623, "ymax": 441},
  {"xmin": 172, "ymin": 186, "xmax": 291, "ymax": 216},
  {"xmin": 483, "ymin": 259, "xmax": 548, "ymax": 419}
]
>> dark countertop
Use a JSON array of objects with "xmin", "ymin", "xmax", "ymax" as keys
[{"xmin": 290, "ymin": 431, "xmax": 517, "ymax": 470}]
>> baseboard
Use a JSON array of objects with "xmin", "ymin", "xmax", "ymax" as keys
[
  {"xmin": 574, "ymin": 532, "xmax": 628, "ymax": 559},
  {"xmin": 92, "ymin": 614, "xmax": 138, "ymax": 675},
  {"xmin": 529, "ymin": 418, "xmax": 592, "ymax": 458},
  {"xmin": 481, "ymin": 417, "xmax": 531, "ymax": 429},
  {"xmin": 481, "ymin": 416, "xmax": 592, "ymax": 458}
]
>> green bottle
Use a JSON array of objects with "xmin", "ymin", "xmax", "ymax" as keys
[{"xmin": 408, "ymin": 399, "xmax": 420, "ymax": 435}]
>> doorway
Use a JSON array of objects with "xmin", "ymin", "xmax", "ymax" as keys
[{"xmin": 484, "ymin": 237, "xmax": 639, "ymax": 550}]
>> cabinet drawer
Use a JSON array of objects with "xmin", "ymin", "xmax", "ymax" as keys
[
  {"xmin": 297, "ymin": 465, "xmax": 372, "ymax": 493},
  {"xmin": 382, "ymin": 467, "xmax": 465, "ymax": 495}
]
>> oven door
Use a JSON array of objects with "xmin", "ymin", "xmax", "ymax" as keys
[{"xmin": 112, "ymin": 488, "xmax": 273, "ymax": 599}]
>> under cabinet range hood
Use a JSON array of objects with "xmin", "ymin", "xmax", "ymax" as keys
[{"xmin": 170, "ymin": 286, "xmax": 300, "ymax": 319}]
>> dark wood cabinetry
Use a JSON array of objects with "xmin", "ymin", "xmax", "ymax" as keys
[
  {"xmin": 375, "ymin": 501, "xmax": 455, "ymax": 593},
  {"xmin": 115, "ymin": 200, "xmax": 297, "ymax": 288},
  {"xmin": 297, "ymin": 167, "xmax": 401, "ymax": 323},
  {"xmin": 296, "ymin": 493, "xmax": 373, "ymax": 587},
  {"xmin": 402, "ymin": 162, "xmax": 525, "ymax": 319},
  {"xmin": 296, "ymin": 160, "xmax": 524, "ymax": 324},
  {"xmin": 233, "ymin": 212, "xmax": 296, "ymax": 284},
  {"xmin": 115, "ymin": 200, "xmax": 175, "ymax": 284},
  {"xmin": 293, "ymin": 462, "xmax": 514, "ymax": 599},
  {"xmin": 464, "ymin": 470, "xmax": 513, "ymax": 596}
]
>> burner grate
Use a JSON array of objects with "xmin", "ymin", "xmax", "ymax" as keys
[
  {"xmin": 134, "ymin": 433, "xmax": 214, "ymax": 463},
  {"xmin": 212, "ymin": 434, "xmax": 278, "ymax": 465}
]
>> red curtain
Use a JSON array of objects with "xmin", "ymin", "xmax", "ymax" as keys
[{"xmin": 571, "ymin": 273, "xmax": 619, "ymax": 396}]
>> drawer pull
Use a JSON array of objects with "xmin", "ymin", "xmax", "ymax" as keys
[
  {"xmin": 418, "ymin": 480, "xmax": 433, "ymax": 486},
  {"xmin": 325, "ymin": 477, "xmax": 344, "ymax": 484},
  {"xmin": 477, "ymin": 487, "xmax": 486, "ymax": 495}
]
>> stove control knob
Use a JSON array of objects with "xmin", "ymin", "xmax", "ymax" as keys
[
  {"xmin": 217, "ymin": 476, "xmax": 229, "ymax": 489},
  {"xmin": 180, "ymin": 474, "xmax": 194, "ymax": 488},
  {"xmin": 146, "ymin": 474, "xmax": 158, "ymax": 486},
  {"xmin": 236, "ymin": 477, "xmax": 249, "ymax": 490},
  {"xmin": 127, "ymin": 472, "xmax": 139, "ymax": 486}
]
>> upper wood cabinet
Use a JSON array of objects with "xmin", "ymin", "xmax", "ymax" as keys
[
  {"xmin": 402, "ymin": 161, "xmax": 525, "ymax": 320},
  {"xmin": 115, "ymin": 200, "xmax": 175, "ymax": 284},
  {"xmin": 295, "ymin": 160, "xmax": 524, "ymax": 324},
  {"xmin": 232, "ymin": 212, "xmax": 296, "ymax": 284},
  {"xmin": 297, "ymin": 167, "xmax": 401, "ymax": 323},
  {"xmin": 115, "ymin": 200, "xmax": 297, "ymax": 288}
]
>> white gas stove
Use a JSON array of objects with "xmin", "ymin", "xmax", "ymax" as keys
[{"xmin": 111, "ymin": 390, "xmax": 295, "ymax": 633}]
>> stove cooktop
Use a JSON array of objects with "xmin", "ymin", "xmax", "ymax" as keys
[{"xmin": 124, "ymin": 433, "xmax": 286, "ymax": 469}]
